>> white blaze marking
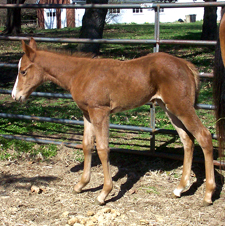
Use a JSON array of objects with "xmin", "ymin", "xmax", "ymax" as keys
[{"xmin": 12, "ymin": 58, "xmax": 22, "ymax": 99}]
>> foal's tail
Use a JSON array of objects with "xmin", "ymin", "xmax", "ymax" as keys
[
  {"xmin": 186, "ymin": 61, "xmax": 200, "ymax": 105},
  {"xmin": 213, "ymin": 8, "xmax": 225, "ymax": 156}
]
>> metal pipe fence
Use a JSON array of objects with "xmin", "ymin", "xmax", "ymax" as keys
[
  {"xmin": 0, "ymin": 1, "xmax": 222, "ymax": 164},
  {"xmin": 0, "ymin": 88, "xmax": 216, "ymax": 110},
  {"xmin": 0, "ymin": 35, "xmax": 217, "ymax": 45},
  {"xmin": 0, "ymin": 2, "xmax": 225, "ymax": 9}
]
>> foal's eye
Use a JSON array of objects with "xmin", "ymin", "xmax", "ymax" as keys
[{"xmin": 20, "ymin": 70, "xmax": 26, "ymax": 76}]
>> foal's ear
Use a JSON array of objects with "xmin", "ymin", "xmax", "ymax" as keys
[
  {"xmin": 29, "ymin": 37, "xmax": 37, "ymax": 50},
  {"xmin": 22, "ymin": 40, "xmax": 36, "ymax": 62}
]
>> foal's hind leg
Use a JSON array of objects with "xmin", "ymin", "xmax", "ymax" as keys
[
  {"xmin": 178, "ymin": 110, "xmax": 216, "ymax": 205},
  {"xmin": 74, "ymin": 115, "xmax": 95, "ymax": 193},
  {"xmin": 157, "ymin": 100, "xmax": 195, "ymax": 198},
  {"xmin": 159, "ymin": 100, "xmax": 216, "ymax": 205}
]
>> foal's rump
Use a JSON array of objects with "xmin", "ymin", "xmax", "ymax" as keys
[{"xmin": 147, "ymin": 52, "xmax": 199, "ymax": 108}]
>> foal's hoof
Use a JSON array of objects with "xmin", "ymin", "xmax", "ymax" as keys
[
  {"xmin": 202, "ymin": 200, "xmax": 213, "ymax": 207},
  {"xmin": 172, "ymin": 189, "xmax": 181, "ymax": 199},
  {"xmin": 73, "ymin": 187, "xmax": 82, "ymax": 194},
  {"xmin": 95, "ymin": 198, "xmax": 105, "ymax": 206},
  {"xmin": 172, "ymin": 193, "xmax": 180, "ymax": 199},
  {"xmin": 173, "ymin": 188, "xmax": 182, "ymax": 198},
  {"xmin": 73, "ymin": 190, "xmax": 81, "ymax": 195}
]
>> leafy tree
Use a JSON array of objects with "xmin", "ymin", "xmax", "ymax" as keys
[{"xmin": 77, "ymin": 0, "xmax": 109, "ymax": 55}]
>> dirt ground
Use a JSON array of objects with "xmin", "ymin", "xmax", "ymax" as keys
[{"xmin": 0, "ymin": 146, "xmax": 225, "ymax": 226}]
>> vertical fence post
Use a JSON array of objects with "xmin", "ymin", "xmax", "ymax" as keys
[
  {"xmin": 154, "ymin": 5, "xmax": 160, "ymax": 53},
  {"xmin": 151, "ymin": 5, "xmax": 160, "ymax": 152},
  {"xmin": 150, "ymin": 103, "xmax": 156, "ymax": 152}
]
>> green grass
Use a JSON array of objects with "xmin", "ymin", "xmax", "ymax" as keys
[
  {"xmin": 0, "ymin": 21, "xmax": 218, "ymax": 160},
  {"xmin": 0, "ymin": 137, "xmax": 58, "ymax": 160},
  {"xmin": 141, "ymin": 185, "xmax": 160, "ymax": 195},
  {"xmin": 146, "ymin": 186, "xmax": 159, "ymax": 195}
]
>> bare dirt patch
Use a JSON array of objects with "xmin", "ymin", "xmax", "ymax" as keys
[{"xmin": 0, "ymin": 146, "xmax": 225, "ymax": 226}]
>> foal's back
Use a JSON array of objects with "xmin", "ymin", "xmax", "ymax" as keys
[{"xmin": 71, "ymin": 52, "xmax": 198, "ymax": 114}]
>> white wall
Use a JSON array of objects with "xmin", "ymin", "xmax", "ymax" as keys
[
  {"xmin": 74, "ymin": 0, "xmax": 224, "ymax": 27},
  {"xmin": 75, "ymin": 8, "xmax": 85, "ymax": 27},
  {"xmin": 61, "ymin": 8, "xmax": 67, "ymax": 28},
  {"xmin": 106, "ymin": 8, "xmax": 155, "ymax": 24}
]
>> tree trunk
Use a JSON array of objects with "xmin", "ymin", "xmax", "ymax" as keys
[
  {"xmin": 77, "ymin": 0, "xmax": 108, "ymax": 55},
  {"xmin": 201, "ymin": 0, "xmax": 217, "ymax": 40},
  {"xmin": 3, "ymin": 0, "xmax": 25, "ymax": 35}
]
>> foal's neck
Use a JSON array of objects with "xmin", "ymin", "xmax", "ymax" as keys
[{"xmin": 37, "ymin": 51, "xmax": 84, "ymax": 91}]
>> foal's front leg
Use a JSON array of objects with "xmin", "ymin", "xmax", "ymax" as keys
[
  {"xmin": 74, "ymin": 115, "xmax": 95, "ymax": 193},
  {"xmin": 89, "ymin": 107, "xmax": 113, "ymax": 205}
]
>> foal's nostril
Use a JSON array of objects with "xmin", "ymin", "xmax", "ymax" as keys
[{"xmin": 12, "ymin": 92, "xmax": 17, "ymax": 101}]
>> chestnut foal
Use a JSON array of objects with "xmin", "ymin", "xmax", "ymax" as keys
[{"xmin": 12, "ymin": 38, "xmax": 215, "ymax": 206}]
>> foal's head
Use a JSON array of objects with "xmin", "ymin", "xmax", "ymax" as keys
[{"xmin": 12, "ymin": 38, "xmax": 44, "ymax": 102}]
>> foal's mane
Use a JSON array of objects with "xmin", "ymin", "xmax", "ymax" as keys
[{"xmin": 36, "ymin": 45, "xmax": 95, "ymax": 59}]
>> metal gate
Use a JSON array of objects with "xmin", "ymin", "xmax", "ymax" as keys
[{"xmin": 0, "ymin": 1, "xmax": 224, "ymax": 166}]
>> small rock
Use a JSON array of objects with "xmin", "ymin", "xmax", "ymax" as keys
[
  {"xmin": 68, "ymin": 217, "xmax": 80, "ymax": 225},
  {"xmin": 155, "ymin": 214, "xmax": 164, "ymax": 222},
  {"xmin": 106, "ymin": 209, "xmax": 120, "ymax": 220},
  {"xmin": 97, "ymin": 214, "xmax": 105, "ymax": 223},
  {"xmin": 87, "ymin": 210, "xmax": 95, "ymax": 216},
  {"xmin": 120, "ymin": 214, "xmax": 128, "ymax": 220},
  {"xmin": 30, "ymin": 185, "xmax": 43, "ymax": 194},
  {"xmin": 9, "ymin": 207, "xmax": 18, "ymax": 212},
  {"xmin": 111, "ymin": 209, "xmax": 120, "ymax": 216},
  {"xmin": 36, "ymin": 152, "xmax": 44, "ymax": 161},
  {"xmin": 80, "ymin": 218, "xmax": 87, "ymax": 225},
  {"xmin": 90, "ymin": 216, "xmax": 98, "ymax": 223},
  {"xmin": 140, "ymin": 219, "xmax": 149, "ymax": 225},
  {"xmin": 102, "ymin": 207, "xmax": 111, "ymax": 214},
  {"xmin": 74, "ymin": 224, "xmax": 84, "ymax": 226},
  {"xmin": 129, "ymin": 189, "xmax": 138, "ymax": 194},
  {"xmin": 86, "ymin": 221, "xmax": 96, "ymax": 226},
  {"xmin": 61, "ymin": 211, "xmax": 70, "ymax": 218}
]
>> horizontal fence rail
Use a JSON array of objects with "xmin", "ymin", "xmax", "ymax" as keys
[
  {"xmin": 0, "ymin": 36, "xmax": 217, "ymax": 46},
  {"xmin": 0, "ymin": 1, "xmax": 222, "ymax": 165},
  {"xmin": 0, "ymin": 133, "xmax": 221, "ymax": 166},
  {"xmin": 0, "ymin": 89, "xmax": 216, "ymax": 110},
  {"xmin": 1, "ymin": 2, "xmax": 225, "ymax": 9},
  {"xmin": 0, "ymin": 111, "xmax": 217, "ymax": 139}
]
